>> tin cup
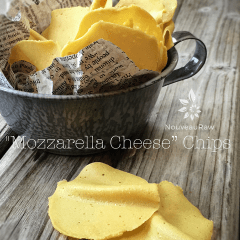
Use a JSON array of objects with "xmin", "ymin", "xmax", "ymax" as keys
[{"xmin": 0, "ymin": 31, "xmax": 207, "ymax": 155}]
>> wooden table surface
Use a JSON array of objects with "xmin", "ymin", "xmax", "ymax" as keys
[{"xmin": 0, "ymin": 0, "xmax": 240, "ymax": 239}]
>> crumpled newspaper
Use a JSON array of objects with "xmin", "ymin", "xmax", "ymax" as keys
[{"xmin": 0, "ymin": 0, "xmax": 159, "ymax": 95}]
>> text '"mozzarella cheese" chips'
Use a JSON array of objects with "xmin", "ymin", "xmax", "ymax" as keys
[
  {"xmin": 9, "ymin": 0, "xmax": 177, "ymax": 76},
  {"xmin": 48, "ymin": 162, "xmax": 213, "ymax": 240}
]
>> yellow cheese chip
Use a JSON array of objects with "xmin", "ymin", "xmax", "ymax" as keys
[
  {"xmin": 62, "ymin": 21, "xmax": 167, "ymax": 72},
  {"xmin": 41, "ymin": 26, "xmax": 50, "ymax": 39},
  {"xmin": 107, "ymin": 212, "xmax": 194, "ymax": 240},
  {"xmin": 90, "ymin": 0, "xmax": 112, "ymax": 9},
  {"xmin": 157, "ymin": 181, "xmax": 213, "ymax": 240},
  {"xmin": 162, "ymin": 0, "xmax": 177, "ymax": 23},
  {"xmin": 116, "ymin": 0, "xmax": 177, "ymax": 23},
  {"xmin": 42, "ymin": 6, "xmax": 89, "ymax": 49},
  {"xmin": 90, "ymin": 0, "xmax": 108, "ymax": 10},
  {"xmin": 116, "ymin": 0, "xmax": 164, "ymax": 22},
  {"xmin": 105, "ymin": 0, "xmax": 113, "ymax": 8},
  {"xmin": 28, "ymin": 29, "xmax": 47, "ymax": 41},
  {"xmin": 77, "ymin": 162, "xmax": 149, "ymax": 186},
  {"xmin": 163, "ymin": 20, "xmax": 175, "ymax": 34},
  {"xmin": 74, "ymin": 5, "xmax": 163, "ymax": 44},
  {"xmin": 163, "ymin": 20, "xmax": 175, "ymax": 50},
  {"xmin": 108, "ymin": 181, "xmax": 213, "ymax": 240},
  {"xmin": 48, "ymin": 162, "xmax": 160, "ymax": 240},
  {"xmin": 9, "ymin": 40, "xmax": 61, "ymax": 71}
]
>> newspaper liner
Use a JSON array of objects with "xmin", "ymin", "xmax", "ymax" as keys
[{"xmin": 0, "ymin": 0, "xmax": 160, "ymax": 95}]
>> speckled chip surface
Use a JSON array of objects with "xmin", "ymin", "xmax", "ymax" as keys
[
  {"xmin": 107, "ymin": 181, "xmax": 213, "ymax": 240},
  {"xmin": 48, "ymin": 162, "xmax": 160, "ymax": 240}
]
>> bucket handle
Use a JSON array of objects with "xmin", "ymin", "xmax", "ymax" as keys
[{"xmin": 163, "ymin": 31, "xmax": 207, "ymax": 87}]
